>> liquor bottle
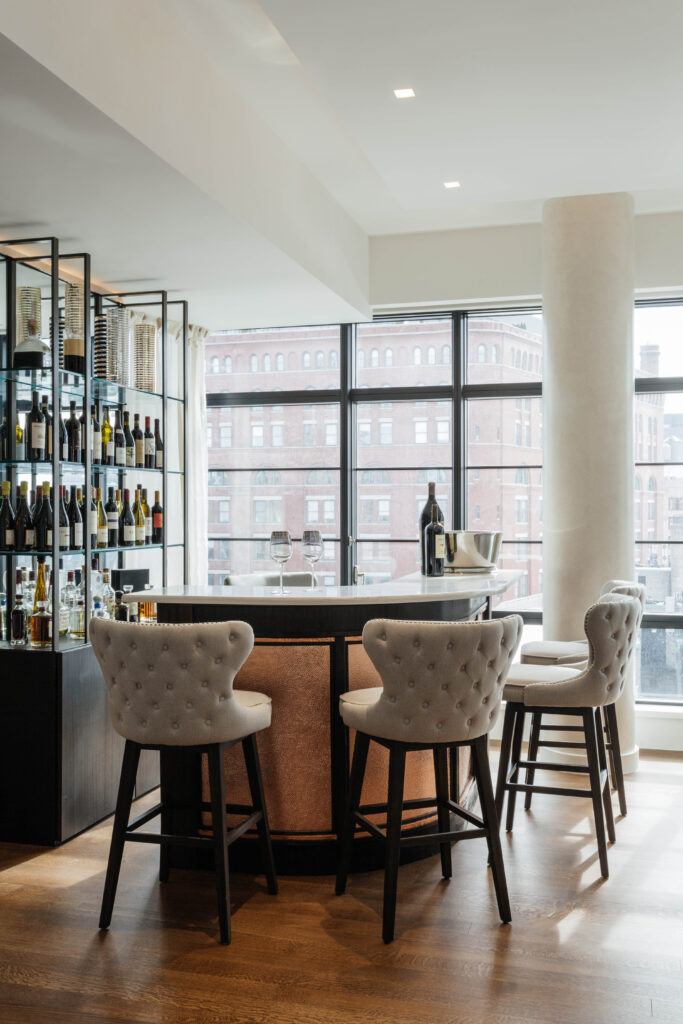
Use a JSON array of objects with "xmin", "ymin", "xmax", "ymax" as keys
[
  {"xmin": 102, "ymin": 569, "xmax": 116, "ymax": 619},
  {"xmin": 418, "ymin": 482, "xmax": 445, "ymax": 575},
  {"xmin": 144, "ymin": 416, "xmax": 154, "ymax": 468},
  {"xmin": 123, "ymin": 411, "xmax": 135, "ymax": 468},
  {"xmin": 28, "ymin": 391, "xmax": 45, "ymax": 461},
  {"xmin": 58, "ymin": 584, "xmax": 70, "ymax": 637},
  {"xmin": 132, "ymin": 488, "xmax": 145, "ymax": 546},
  {"xmin": 154, "ymin": 417, "xmax": 163, "ymax": 469},
  {"xmin": 91, "ymin": 405, "xmax": 102, "ymax": 465},
  {"xmin": 30, "ymin": 560, "xmax": 52, "ymax": 648},
  {"xmin": 105, "ymin": 487, "xmax": 118, "ymax": 547},
  {"xmin": 13, "ymin": 317, "xmax": 50, "ymax": 369},
  {"xmin": 10, "ymin": 569, "xmax": 27, "ymax": 646},
  {"xmin": 66, "ymin": 401, "xmax": 81, "ymax": 462},
  {"xmin": 69, "ymin": 599, "xmax": 86, "ymax": 639},
  {"xmin": 114, "ymin": 410, "xmax": 126, "ymax": 467},
  {"xmin": 58, "ymin": 409, "xmax": 69, "ymax": 461},
  {"xmin": 0, "ymin": 480, "xmax": 15, "ymax": 549},
  {"xmin": 15, "ymin": 416, "xmax": 25, "ymax": 461},
  {"xmin": 101, "ymin": 406, "xmax": 114, "ymax": 465},
  {"xmin": 119, "ymin": 489, "xmax": 135, "ymax": 547},
  {"xmin": 424, "ymin": 505, "xmax": 445, "ymax": 578},
  {"xmin": 63, "ymin": 282, "xmax": 85, "ymax": 375},
  {"xmin": 14, "ymin": 481, "xmax": 34, "ymax": 551},
  {"xmin": 152, "ymin": 490, "xmax": 163, "ymax": 543},
  {"xmin": 40, "ymin": 395, "xmax": 53, "ymax": 461},
  {"xmin": 35, "ymin": 482, "xmax": 53, "ymax": 551},
  {"xmin": 68, "ymin": 484, "xmax": 83, "ymax": 550},
  {"xmin": 89, "ymin": 488, "xmax": 98, "ymax": 549},
  {"xmin": 96, "ymin": 487, "xmax": 108, "ymax": 549},
  {"xmin": 25, "ymin": 568, "xmax": 36, "ymax": 614},
  {"xmin": 141, "ymin": 488, "xmax": 152, "ymax": 544},
  {"xmin": 62, "ymin": 571, "xmax": 77, "ymax": 612},
  {"xmin": 132, "ymin": 413, "xmax": 144, "ymax": 468},
  {"xmin": 79, "ymin": 405, "xmax": 87, "ymax": 464},
  {"xmin": 58, "ymin": 485, "xmax": 70, "ymax": 551}
]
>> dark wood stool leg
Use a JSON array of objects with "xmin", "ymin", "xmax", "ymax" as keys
[
  {"xmin": 495, "ymin": 702, "xmax": 516, "ymax": 823},
  {"xmin": 100, "ymin": 740, "xmax": 140, "ymax": 930},
  {"xmin": 335, "ymin": 731, "xmax": 370, "ymax": 896},
  {"xmin": 159, "ymin": 748, "xmax": 171, "ymax": 883},
  {"xmin": 595, "ymin": 708, "xmax": 616, "ymax": 844},
  {"xmin": 472, "ymin": 735, "xmax": 511, "ymax": 923},
  {"xmin": 505, "ymin": 707, "xmax": 526, "ymax": 833},
  {"xmin": 583, "ymin": 709, "xmax": 609, "ymax": 879},
  {"xmin": 383, "ymin": 744, "xmax": 406, "ymax": 944},
  {"xmin": 433, "ymin": 746, "xmax": 452, "ymax": 879},
  {"xmin": 524, "ymin": 712, "xmax": 542, "ymax": 811},
  {"xmin": 448, "ymin": 746, "xmax": 460, "ymax": 803},
  {"xmin": 605, "ymin": 703, "xmax": 627, "ymax": 817},
  {"xmin": 242, "ymin": 733, "xmax": 278, "ymax": 895},
  {"xmin": 207, "ymin": 743, "xmax": 231, "ymax": 944}
]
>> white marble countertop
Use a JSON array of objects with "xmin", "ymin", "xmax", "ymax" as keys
[{"xmin": 126, "ymin": 570, "xmax": 522, "ymax": 606}]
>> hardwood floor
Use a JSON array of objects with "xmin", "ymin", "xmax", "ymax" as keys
[{"xmin": 0, "ymin": 751, "xmax": 681, "ymax": 1024}]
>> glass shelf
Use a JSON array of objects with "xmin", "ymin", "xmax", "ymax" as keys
[
  {"xmin": 0, "ymin": 637, "xmax": 88, "ymax": 654},
  {"xmin": 0, "ymin": 367, "xmax": 182, "ymax": 404},
  {"xmin": 0, "ymin": 461, "xmax": 182, "ymax": 476},
  {"xmin": 0, "ymin": 544, "xmax": 167, "ymax": 557}
]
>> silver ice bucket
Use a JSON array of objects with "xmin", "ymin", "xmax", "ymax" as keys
[{"xmin": 444, "ymin": 530, "xmax": 503, "ymax": 572}]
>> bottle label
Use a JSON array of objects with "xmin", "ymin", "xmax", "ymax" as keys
[
  {"xmin": 59, "ymin": 526, "xmax": 70, "ymax": 547},
  {"xmin": 135, "ymin": 439, "xmax": 144, "ymax": 464},
  {"xmin": 153, "ymin": 512, "xmax": 163, "ymax": 528},
  {"xmin": 155, "ymin": 450, "xmax": 163, "ymax": 469},
  {"xmin": 135, "ymin": 525, "xmax": 145, "ymax": 542},
  {"xmin": 5, "ymin": 529, "xmax": 14, "ymax": 547},
  {"xmin": 107, "ymin": 440, "xmax": 115, "ymax": 460},
  {"xmin": 115, "ymin": 446, "xmax": 125, "ymax": 466},
  {"xmin": 106, "ymin": 511, "xmax": 118, "ymax": 526},
  {"xmin": 62, "ymin": 442, "xmax": 69, "ymax": 460},
  {"xmin": 31, "ymin": 423, "xmax": 46, "ymax": 449},
  {"xmin": 64, "ymin": 337, "xmax": 83, "ymax": 356},
  {"xmin": 144, "ymin": 516, "xmax": 152, "ymax": 538},
  {"xmin": 145, "ymin": 438, "xmax": 155, "ymax": 456},
  {"xmin": 126, "ymin": 447, "xmax": 134, "ymax": 467},
  {"xmin": 91, "ymin": 510, "xmax": 98, "ymax": 534},
  {"xmin": 97, "ymin": 527, "xmax": 108, "ymax": 545},
  {"xmin": 73, "ymin": 522, "xmax": 83, "ymax": 547},
  {"xmin": 435, "ymin": 535, "xmax": 445, "ymax": 558},
  {"xmin": 46, "ymin": 529, "xmax": 52, "ymax": 547},
  {"xmin": 123, "ymin": 524, "xmax": 135, "ymax": 543},
  {"xmin": 26, "ymin": 529, "xmax": 35, "ymax": 546},
  {"xmin": 93, "ymin": 431, "xmax": 102, "ymax": 461}
]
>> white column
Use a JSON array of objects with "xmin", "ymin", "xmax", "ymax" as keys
[{"xmin": 543, "ymin": 193, "xmax": 638, "ymax": 773}]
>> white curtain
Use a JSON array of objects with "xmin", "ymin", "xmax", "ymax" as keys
[{"xmin": 187, "ymin": 325, "xmax": 209, "ymax": 585}]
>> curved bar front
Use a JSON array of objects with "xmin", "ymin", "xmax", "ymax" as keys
[{"xmin": 129, "ymin": 572, "xmax": 520, "ymax": 874}]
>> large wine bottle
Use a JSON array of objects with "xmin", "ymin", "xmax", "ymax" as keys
[
  {"xmin": 133, "ymin": 414, "xmax": 144, "ymax": 468},
  {"xmin": 119, "ymin": 488, "xmax": 135, "ymax": 547},
  {"xmin": 418, "ymin": 482, "xmax": 444, "ymax": 575},
  {"xmin": 123, "ymin": 411, "xmax": 135, "ymax": 468},
  {"xmin": 144, "ymin": 416, "xmax": 154, "ymax": 468},
  {"xmin": 34, "ymin": 483, "xmax": 52, "ymax": 551},
  {"xmin": 96, "ymin": 487, "xmax": 108, "ymax": 549},
  {"xmin": 132, "ymin": 488, "xmax": 145, "ymax": 546},
  {"xmin": 114, "ymin": 410, "xmax": 125, "ymax": 467},
  {"xmin": 101, "ymin": 406, "xmax": 114, "ymax": 465},
  {"xmin": 0, "ymin": 480, "xmax": 15, "ymax": 549},
  {"xmin": 58, "ymin": 486, "xmax": 70, "ymax": 551},
  {"xmin": 28, "ymin": 391, "xmax": 45, "ymax": 461},
  {"xmin": 14, "ymin": 481, "xmax": 34, "ymax": 551},
  {"xmin": 154, "ymin": 418, "xmax": 163, "ymax": 469},
  {"xmin": 152, "ymin": 490, "xmax": 163, "ymax": 543},
  {"xmin": 424, "ymin": 505, "xmax": 445, "ymax": 577},
  {"xmin": 66, "ymin": 401, "xmax": 81, "ymax": 463},
  {"xmin": 68, "ymin": 484, "xmax": 83, "ymax": 551},
  {"xmin": 40, "ymin": 395, "xmax": 52, "ymax": 461},
  {"xmin": 105, "ymin": 487, "xmax": 118, "ymax": 547}
]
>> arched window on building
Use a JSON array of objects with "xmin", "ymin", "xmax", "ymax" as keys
[
  {"xmin": 515, "ymin": 467, "xmax": 530, "ymax": 484},
  {"xmin": 210, "ymin": 356, "xmax": 219, "ymax": 374},
  {"xmin": 357, "ymin": 349, "xmax": 365, "ymax": 369},
  {"xmin": 302, "ymin": 351, "xmax": 311, "ymax": 369},
  {"xmin": 441, "ymin": 344, "xmax": 451, "ymax": 364},
  {"xmin": 262, "ymin": 354, "xmax": 271, "ymax": 373},
  {"xmin": 384, "ymin": 347, "xmax": 394, "ymax": 367},
  {"xmin": 249, "ymin": 354, "xmax": 258, "ymax": 372},
  {"xmin": 477, "ymin": 344, "xmax": 486, "ymax": 363},
  {"xmin": 492, "ymin": 345, "xmax": 499, "ymax": 364},
  {"xmin": 413, "ymin": 346, "xmax": 422, "ymax": 366},
  {"xmin": 515, "ymin": 350, "xmax": 522, "ymax": 368},
  {"xmin": 522, "ymin": 352, "xmax": 528, "ymax": 370},
  {"xmin": 329, "ymin": 350, "xmax": 338, "ymax": 368},
  {"xmin": 370, "ymin": 348, "xmax": 380, "ymax": 367},
  {"xmin": 427, "ymin": 346, "xmax": 436, "ymax": 365},
  {"xmin": 223, "ymin": 355, "xmax": 232, "ymax": 373},
  {"xmin": 315, "ymin": 350, "xmax": 325, "ymax": 369},
  {"xmin": 275, "ymin": 353, "xmax": 284, "ymax": 371}
]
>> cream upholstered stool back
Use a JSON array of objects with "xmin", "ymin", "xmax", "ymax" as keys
[
  {"xmin": 90, "ymin": 618, "xmax": 277, "ymax": 945},
  {"xmin": 336, "ymin": 615, "xmax": 523, "ymax": 942}
]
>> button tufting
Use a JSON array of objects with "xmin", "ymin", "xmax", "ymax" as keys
[
  {"xmin": 219, "ymin": 694, "xmax": 226, "ymax": 701},
  {"xmin": 120, "ymin": 661, "xmax": 125, "ymax": 669},
  {"xmin": 186, "ymin": 700, "xmax": 193, "ymax": 709},
  {"xmin": 215, "ymin": 657, "xmax": 222, "ymax": 665},
  {"xmin": 181, "ymin": 662, "xmax": 188, "ymax": 669},
  {"xmin": 441, "ymin": 683, "xmax": 449, "ymax": 691},
  {"xmin": 125, "ymin": 699, "xmax": 131, "ymax": 707},
  {"xmin": 148, "ymin": 664, "xmax": 154, "ymax": 672},
  {"xmin": 446, "ymin": 641, "xmax": 453, "ymax": 650},
  {"xmin": 408, "ymin": 680, "xmax": 415, "ymax": 688},
  {"xmin": 422, "ymin": 701, "xmax": 430, "ymax": 709},
  {"xmin": 380, "ymin": 633, "xmax": 387, "ymax": 641},
  {"xmin": 118, "ymin": 714, "xmax": 123, "ymax": 722},
  {"xmin": 172, "ymin": 721, "xmax": 179, "ymax": 729},
  {"xmin": 141, "ymin": 720, "xmax": 147, "ymax": 727},
  {"xmin": 466, "ymin": 718, "xmax": 472, "ymax": 726},
  {"xmin": 489, "ymin": 710, "xmax": 495, "ymax": 718},
  {"xmin": 205, "ymin": 719, "xmax": 212, "ymax": 726},
  {"xmin": 162, "ymin": 643, "xmax": 169, "ymax": 651},
  {"xmin": 153, "ymin": 702, "xmax": 159, "ymax": 710},
  {"xmin": 105, "ymin": 636, "xmax": 111, "ymax": 645},
  {"xmin": 130, "ymin": 642, "xmax": 137, "ymax": 651},
  {"xmin": 482, "ymin": 696, "xmax": 489, "ymax": 704},
  {"xmin": 478, "ymin": 644, "xmax": 484, "ymax": 653},
  {"xmin": 166, "ymin": 682, "xmax": 174, "ymax": 690},
  {"xmin": 135, "ymin": 682, "xmax": 142, "ymax": 690},
  {"xmin": 455, "ymin": 701, "xmax": 462, "ymax": 709},
  {"xmin": 201, "ymin": 680, "xmax": 209, "ymax": 688},
  {"xmin": 413, "ymin": 639, "xmax": 421, "ymax": 648},
  {"xmin": 394, "ymin": 656, "xmax": 401, "ymax": 665},
  {"xmin": 488, "ymin": 659, "xmax": 495, "ymax": 668},
  {"xmin": 403, "ymin": 718, "xmax": 411, "ymax": 725},
  {"xmin": 436, "ymin": 722, "xmax": 443, "ymax": 729},
  {"xmin": 389, "ymin": 695, "xmax": 397, "ymax": 703},
  {"xmin": 229, "ymin": 633, "xmax": 236, "ymax": 642}
]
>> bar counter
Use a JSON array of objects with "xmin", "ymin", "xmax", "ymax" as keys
[{"xmin": 127, "ymin": 571, "xmax": 520, "ymax": 873}]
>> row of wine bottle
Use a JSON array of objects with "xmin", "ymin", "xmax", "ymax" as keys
[
  {"xmin": 0, "ymin": 392, "xmax": 164, "ymax": 469},
  {"xmin": 0, "ymin": 479, "xmax": 163, "ymax": 551}
]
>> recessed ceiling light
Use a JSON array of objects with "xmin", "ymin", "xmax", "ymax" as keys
[
  {"xmin": 393, "ymin": 88, "xmax": 415, "ymax": 99},
  {"xmin": 444, "ymin": 181, "xmax": 461, "ymax": 189}
]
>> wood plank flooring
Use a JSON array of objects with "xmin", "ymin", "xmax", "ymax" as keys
[{"xmin": 0, "ymin": 751, "xmax": 681, "ymax": 1024}]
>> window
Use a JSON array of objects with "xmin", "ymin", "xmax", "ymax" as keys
[
  {"xmin": 271, "ymin": 423, "xmax": 284, "ymax": 447},
  {"xmin": 251, "ymin": 424, "xmax": 264, "ymax": 447},
  {"xmin": 413, "ymin": 346, "xmax": 422, "ymax": 366},
  {"xmin": 477, "ymin": 344, "xmax": 486, "ymax": 363},
  {"xmin": 384, "ymin": 348, "xmax": 394, "ymax": 367},
  {"xmin": 358, "ymin": 421, "xmax": 372, "ymax": 446},
  {"xmin": 436, "ymin": 420, "xmax": 449, "ymax": 444},
  {"xmin": 357, "ymin": 349, "xmax": 365, "ymax": 369},
  {"xmin": 323, "ymin": 499, "xmax": 335, "ymax": 523},
  {"xmin": 441, "ymin": 345, "xmax": 451, "ymax": 364},
  {"xmin": 492, "ymin": 345, "xmax": 499, "ymax": 364},
  {"xmin": 329, "ymin": 350, "xmax": 338, "ymax": 369},
  {"xmin": 210, "ymin": 356, "xmax": 219, "ymax": 374},
  {"xmin": 253, "ymin": 499, "xmax": 282, "ymax": 525},
  {"xmin": 262, "ymin": 354, "xmax": 271, "ymax": 372},
  {"xmin": 207, "ymin": 425, "xmax": 213, "ymax": 447},
  {"xmin": 427, "ymin": 346, "xmax": 436, "ymax": 365},
  {"xmin": 316, "ymin": 351, "xmax": 325, "ymax": 369},
  {"xmin": 208, "ymin": 470, "xmax": 227, "ymax": 485},
  {"xmin": 218, "ymin": 500, "xmax": 230, "ymax": 523},
  {"xmin": 414, "ymin": 420, "xmax": 428, "ymax": 444},
  {"xmin": 515, "ymin": 467, "xmax": 529, "ymax": 484},
  {"xmin": 275, "ymin": 353, "xmax": 284, "ymax": 371},
  {"xmin": 220, "ymin": 424, "xmax": 232, "ymax": 448},
  {"xmin": 303, "ymin": 422, "xmax": 316, "ymax": 446},
  {"xmin": 370, "ymin": 348, "xmax": 380, "ymax": 367},
  {"xmin": 474, "ymin": 504, "xmax": 480, "ymax": 520},
  {"xmin": 223, "ymin": 355, "xmax": 232, "ymax": 373},
  {"xmin": 306, "ymin": 469, "xmax": 334, "ymax": 484},
  {"xmin": 302, "ymin": 351, "xmax": 311, "ymax": 369},
  {"xmin": 378, "ymin": 499, "xmax": 390, "ymax": 523},
  {"xmin": 515, "ymin": 497, "xmax": 529, "ymax": 523},
  {"xmin": 379, "ymin": 420, "xmax": 393, "ymax": 445},
  {"xmin": 325, "ymin": 422, "xmax": 338, "ymax": 446},
  {"xmin": 209, "ymin": 539, "xmax": 231, "ymax": 560},
  {"xmin": 253, "ymin": 470, "xmax": 281, "ymax": 485},
  {"xmin": 250, "ymin": 354, "xmax": 258, "ymax": 372}
]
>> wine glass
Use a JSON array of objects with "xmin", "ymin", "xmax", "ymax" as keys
[
  {"xmin": 301, "ymin": 530, "xmax": 323, "ymax": 588},
  {"xmin": 269, "ymin": 530, "xmax": 293, "ymax": 593}
]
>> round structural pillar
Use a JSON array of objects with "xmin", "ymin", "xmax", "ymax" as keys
[{"xmin": 543, "ymin": 192, "xmax": 638, "ymax": 773}]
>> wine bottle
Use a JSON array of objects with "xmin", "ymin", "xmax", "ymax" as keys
[
  {"xmin": 15, "ymin": 416, "xmax": 25, "ymax": 461},
  {"xmin": 96, "ymin": 487, "xmax": 108, "ymax": 549},
  {"xmin": 68, "ymin": 484, "xmax": 83, "ymax": 550},
  {"xmin": 31, "ymin": 485, "xmax": 42, "ymax": 521},
  {"xmin": 0, "ymin": 416, "xmax": 7, "ymax": 460},
  {"xmin": 133, "ymin": 413, "xmax": 144, "ymax": 468},
  {"xmin": 141, "ymin": 488, "xmax": 152, "ymax": 544},
  {"xmin": 10, "ymin": 568, "xmax": 27, "ymax": 646},
  {"xmin": 144, "ymin": 416, "xmax": 154, "ymax": 468},
  {"xmin": 101, "ymin": 406, "xmax": 114, "ymax": 465},
  {"xmin": 28, "ymin": 391, "xmax": 45, "ymax": 461},
  {"xmin": 34, "ymin": 483, "xmax": 53, "ymax": 551},
  {"xmin": 115, "ymin": 488, "xmax": 122, "ymax": 516},
  {"xmin": 79, "ymin": 405, "xmax": 87, "ymax": 464},
  {"xmin": 132, "ymin": 488, "xmax": 145, "ymax": 546},
  {"xmin": 30, "ymin": 559, "xmax": 52, "ymax": 649},
  {"xmin": 58, "ymin": 409, "xmax": 68, "ymax": 461},
  {"xmin": 92, "ymin": 405, "xmax": 102, "ymax": 465},
  {"xmin": 105, "ymin": 486, "xmax": 118, "ymax": 547},
  {"xmin": 424, "ymin": 505, "xmax": 445, "ymax": 577},
  {"xmin": 58, "ymin": 485, "xmax": 70, "ymax": 551},
  {"xmin": 152, "ymin": 490, "xmax": 163, "ymax": 543},
  {"xmin": 66, "ymin": 401, "xmax": 81, "ymax": 462},
  {"xmin": 123, "ymin": 411, "xmax": 135, "ymax": 468},
  {"xmin": 89, "ymin": 488, "xmax": 98, "ymax": 549},
  {"xmin": 418, "ymin": 482, "xmax": 445, "ymax": 575},
  {"xmin": 154, "ymin": 418, "xmax": 163, "ymax": 469},
  {"xmin": 114, "ymin": 410, "xmax": 126, "ymax": 467},
  {"xmin": 14, "ymin": 481, "xmax": 34, "ymax": 551},
  {"xmin": 40, "ymin": 395, "xmax": 53, "ymax": 461},
  {"xmin": 0, "ymin": 480, "xmax": 15, "ymax": 549},
  {"xmin": 119, "ymin": 488, "xmax": 135, "ymax": 547}
]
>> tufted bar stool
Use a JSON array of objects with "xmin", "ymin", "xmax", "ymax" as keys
[
  {"xmin": 335, "ymin": 614, "xmax": 523, "ymax": 943},
  {"xmin": 520, "ymin": 582, "xmax": 645, "ymax": 817},
  {"xmin": 495, "ymin": 593, "xmax": 641, "ymax": 879},
  {"xmin": 90, "ymin": 617, "xmax": 278, "ymax": 945}
]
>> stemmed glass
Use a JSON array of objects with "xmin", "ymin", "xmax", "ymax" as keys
[
  {"xmin": 301, "ymin": 530, "xmax": 323, "ymax": 588},
  {"xmin": 269, "ymin": 530, "xmax": 293, "ymax": 593}
]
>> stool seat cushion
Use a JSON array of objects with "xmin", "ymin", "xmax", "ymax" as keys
[
  {"xmin": 520, "ymin": 640, "xmax": 588, "ymax": 665},
  {"xmin": 504, "ymin": 663, "xmax": 582, "ymax": 704}
]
